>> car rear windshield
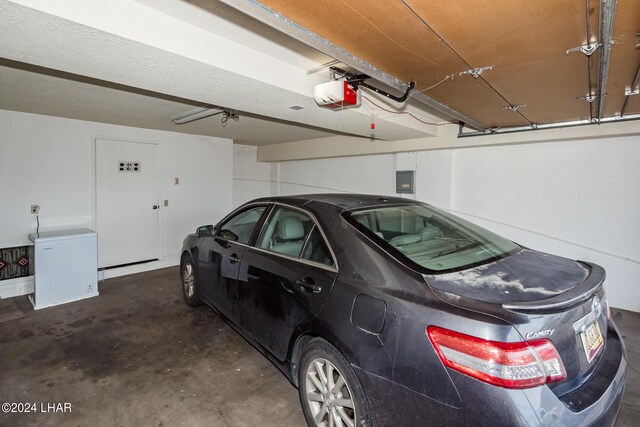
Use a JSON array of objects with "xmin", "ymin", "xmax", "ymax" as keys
[{"xmin": 346, "ymin": 204, "xmax": 520, "ymax": 272}]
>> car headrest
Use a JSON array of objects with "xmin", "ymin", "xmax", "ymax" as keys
[
  {"xmin": 417, "ymin": 226, "xmax": 443, "ymax": 241},
  {"xmin": 389, "ymin": 233, "xmax": 421, "ymax": 246},
  {"xmin": 276, "ymin": 216, "xmax": 305, "ymax": 240}
]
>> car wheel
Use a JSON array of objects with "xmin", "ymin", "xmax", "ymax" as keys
[
  {"xmin": 181, "ymin": 254, "xmax": 200, "ymax": 307},
  {"xmin": 299, "ymin": 338, "xmax": 373, "ymax": 427}
]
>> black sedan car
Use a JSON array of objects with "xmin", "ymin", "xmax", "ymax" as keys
[{"xmin": 180, "ymin": 194, "xmax": 626, "ymax": 427}]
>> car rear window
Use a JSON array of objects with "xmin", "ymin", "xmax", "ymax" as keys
[{"xmin": 346, "ymin": 204, "xmax": 520, "ymax": 272}]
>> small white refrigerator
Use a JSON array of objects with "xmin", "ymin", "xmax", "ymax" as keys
[{"xmin": 28, "ymin": 228, "xmax": 99, "ymax": 310}]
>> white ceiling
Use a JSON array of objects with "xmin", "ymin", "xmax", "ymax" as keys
[
  {"xmin": 0, "ymin": 59, "xmax": 338, "ymax": 145},
  {"xmin": 0, "ymin": 0, "xmax": 448, "ymax": 145}
]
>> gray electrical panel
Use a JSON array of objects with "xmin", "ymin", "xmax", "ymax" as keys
[{"xmin": 396, "ymin": 170, "xmax": 415, "ymax": 194}]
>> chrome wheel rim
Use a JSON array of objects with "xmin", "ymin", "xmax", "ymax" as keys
[
  {"xmin": 183, "ymin": 262, "xmax": 195, "ymax": 298},
  {"xmin": 305, "ymin": 358, "xmax": 356, "ymax": 427}
]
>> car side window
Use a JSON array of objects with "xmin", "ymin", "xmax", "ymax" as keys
[
  {"xmin": 300, "ymin": 226, "xmax": 335, "ymax": 268},
  {"xmin": 257, "ymin": 207, "xmax": 313, "ymax": 257},
  {"xmin": 217, "ymin": 206, "xmax": 266, "ymax": 244}
]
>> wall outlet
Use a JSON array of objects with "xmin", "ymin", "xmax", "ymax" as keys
[
  {"xmin": 164, "ymin": 199, "xmax": 169, "ymax": 207},
  {"xmin": 31, "ymin": 205, "xmax": 40, "ymax": 214},
  {"xmin": 174, "ymin": 177, "xmax": 179, "ymax": 185}
]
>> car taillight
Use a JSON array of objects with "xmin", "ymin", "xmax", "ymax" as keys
[{"xmin": 427, "ymin": 326, "xmax": 566, "ymax": 389}]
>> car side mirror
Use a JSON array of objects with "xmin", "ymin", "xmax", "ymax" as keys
[{"xmin": 196, "ymin": 225, "xmax": 214, "ymax": 237}]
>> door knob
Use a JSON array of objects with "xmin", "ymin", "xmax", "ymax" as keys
[
  {"xmin": 229, "ymin": 254, "xmax": 240, "ymax": 264},
  {"xmin": 152, "ymin": 205, "xmax": 159, "ymax": 209}
]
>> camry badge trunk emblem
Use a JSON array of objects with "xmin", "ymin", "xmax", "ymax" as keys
[{"xmin": 526, "ymin": 329, "xmax": 554, "ymax": 339}]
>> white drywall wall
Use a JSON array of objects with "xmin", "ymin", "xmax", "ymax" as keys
[
  {"xmin": 449, "ymin": 136, "xmax": 640, "ymax": 312},
  {"xmin": 233, "ymin": 145, "xmax": 398, "ymax": 206},
  {"xmin": 0, "ymin": 110, "xmax": 232, "ymax": 288},
  {"xmin": 233, "ymin": 145, "xmax": 273, "ymax": 207},
  {"xmin": 277, "ymin": 154, "xmax": 397, "ymax": 196},
  {"xmin": 233, "ymin": 136, "xmax": 640, "ymax": 311}
]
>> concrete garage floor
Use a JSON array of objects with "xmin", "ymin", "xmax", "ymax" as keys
[{"xmin": 0, "ymin": 267, "xmax": 638, "ymax": 427}]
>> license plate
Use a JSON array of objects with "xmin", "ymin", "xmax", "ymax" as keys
[{"xmin": 580, "ymin": 321, "xmax": 604, "ymax": 363}]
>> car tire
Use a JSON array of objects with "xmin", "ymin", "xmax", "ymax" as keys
[
  {"xmin": 299, "ymin": 338, "xmax": 374, "ymax": 427},
  {"xmin": 181, "ymin": 254, "xmax": 201, "ymax": 307}
]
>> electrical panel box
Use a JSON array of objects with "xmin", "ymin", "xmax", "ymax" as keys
[
  {"xmin": 28, "ymin": 228, "xmax": 98, "ymax": 310},
  {"xmin": 396, "ymin": 170, "xmax": 415, "ymax": 194}
]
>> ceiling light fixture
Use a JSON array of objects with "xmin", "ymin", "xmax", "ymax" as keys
[{"xmin": 172, "ymin": 106, "xmax": 223, "ymax": 125}]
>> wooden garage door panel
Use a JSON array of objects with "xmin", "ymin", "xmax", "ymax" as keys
[
  {"xmin": 404, "ymin": 0, "xmax": 597, "ymax": 125},
  {"xmin": 427, "ymin": 77, "xmax": 530, "ymax": 128},
  {"xmin": 261, "ymin": 0, "xmax": 528, "ymax": 127},
  {"xmin": 260, "ymin": 0, "xmax": 461, "ymax": 82},
  {"xmin": 259, "ymin": 0, "xmax": 637, "ymax": 126},
  {"xmin": 426, "ymin": 56, "xmax": 595, "ymax": 126},
  {"xmin": 623, "ymin": 96, "xmax": 640, "ymax": 116},
  {"xmin": 603, "ymin": 0, "xmax": 640, "ymax": 117},
  {"xmin": 403, "ymin": 0, "xmax": 595, "ymax": 67}
]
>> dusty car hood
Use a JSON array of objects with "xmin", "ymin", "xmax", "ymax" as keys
[{"xmin": 424, "ymin": 249, "xmax": 590, "ymax": 304}]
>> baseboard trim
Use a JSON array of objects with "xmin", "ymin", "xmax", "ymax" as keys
[
  {"xmin": 101, "ymin": 255, "xmax": 180, "ymax": 280},
  {"xmin": 0, "ymin": 276, "xmax": 34, "ymax": 299}
]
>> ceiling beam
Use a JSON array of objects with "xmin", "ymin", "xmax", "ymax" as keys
[
  {"xmin": 256, "ymin": 119, "xmax": 640, "ymax": 162},
  {"xmin": 596, "ymin": 0, "xmax": 617, "ymax": 120},
  {"xmin": 218, "ymin": 0, "xmax": 487, "ymax": 132}
]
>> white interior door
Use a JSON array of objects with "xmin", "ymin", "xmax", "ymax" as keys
[{"xmin": 96, "ymin": 139, "xmax": 160, "ymax": 268}]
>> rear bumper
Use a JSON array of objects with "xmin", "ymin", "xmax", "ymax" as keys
[
  {"xmin": 353, "ymin": 321, "xmax": 627, "ymax": 427},
  {"xmin": 531, "ymin": 320, "xmax": 627, "ymax": 427}
]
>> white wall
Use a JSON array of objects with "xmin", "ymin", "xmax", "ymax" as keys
[
  {"xmin": 448, "ymin": 136, "xmax": 640, "ymax": 312},
  {"xmin": 278, "ymin": 154, "xmax": 397, "ymax": 196},
  {"xmin": 233, "ymin": 136, "xmax": 640, "ymax": 312},
  {"xmin": 233, "ymin": 145, "xmax": 274, "ymax": 207},
  {"xmin": 0, "ymin": 110, "xmax": 232, "ymax": 293},
  {"xmin": 233, "ymin": 144, "xmax": 398, "ymax": 206}
]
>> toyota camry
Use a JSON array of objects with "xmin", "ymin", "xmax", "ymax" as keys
[{"xmin": 180, "ymin": 194, "xmax": 626, "ymax": 426}]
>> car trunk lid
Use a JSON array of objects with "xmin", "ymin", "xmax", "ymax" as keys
[
  {"xmin": 424, "ymin": 250, "xmax": 609, "ymax": 394},
  {"xmin": 425, "ymin": 249, "xmax": 590, "ymax": 304}
]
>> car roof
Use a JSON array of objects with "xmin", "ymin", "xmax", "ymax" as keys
[{"xmin": 250, "ymin": 193, "xmax": 422, "ymax": 211}]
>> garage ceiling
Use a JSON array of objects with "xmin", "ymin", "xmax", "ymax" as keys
[
  {"xmin": 236, "ymin": 0, "xmax": 640, "ymax": 129},
  {"xmin": 0, "ymin": 59, "xmax": 338, "ymax": 146},
  {"xmin": 1, "ymin": 0, "xmax": 447, "ymax": 145},
  {"xmin": 2, "ymin": 0, "xmax": 637, "ymax": 144}
]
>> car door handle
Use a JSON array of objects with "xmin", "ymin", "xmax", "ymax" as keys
[
  {"xmin": 296, "ymin": 278, "xmax": 321, "ymax": 293},
  {"xmin": 229, "ymin": 254, "xmax": 240, "ymax": 264}
]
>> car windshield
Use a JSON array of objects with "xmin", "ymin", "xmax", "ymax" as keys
[{"xmin": 347, "ymin": 204, "xmax": 520, "ymax": 272}]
